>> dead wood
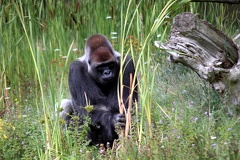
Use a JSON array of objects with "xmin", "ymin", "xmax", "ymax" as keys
[{"xmin": 156, "ymin": 12, "xmax": 240, "ymax": 105}]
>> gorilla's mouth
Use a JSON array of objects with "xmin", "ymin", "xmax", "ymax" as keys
[
  {"xmin": 101, "ymin": 76, "xmax": 115, "ymax": 86},
  {"xmin": 102, "ymin": 76, "xmax": 114, "ymax": 83}
]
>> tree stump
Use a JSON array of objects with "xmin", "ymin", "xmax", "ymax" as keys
[{"xmin": 155, "ymin": 12, "xmax": 240, "ymax": 105}]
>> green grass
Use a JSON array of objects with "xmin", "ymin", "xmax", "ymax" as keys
[{"xmin": 0, "ymin": 0, "xmax": 239, "ymax": 159}]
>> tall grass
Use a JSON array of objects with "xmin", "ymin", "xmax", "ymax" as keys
[
  {"xmin": 189, "ymin": 2, "xmax": 240, "ymax": 36},
  {"xmin": 0, "ymin": 0, "xmax": 239, "ymax": 159}
]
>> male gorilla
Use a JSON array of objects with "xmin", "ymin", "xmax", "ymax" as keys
[{"xmin": 61, "ymin": 34, "xmax": 138, "ymax": 147}]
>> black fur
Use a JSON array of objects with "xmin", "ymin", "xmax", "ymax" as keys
[{"xmin": 67, "ymin": 55, "xmax": 138, "ymax": 146}]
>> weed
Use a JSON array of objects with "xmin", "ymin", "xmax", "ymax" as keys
[{"xmin": 0, "ymin": 0, "xmax": 239, "ymax": 159}]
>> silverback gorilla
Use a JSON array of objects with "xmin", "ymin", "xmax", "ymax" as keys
[{"xmin": 60, "ymin": 34, "xmax": 138, "ymax": 147}]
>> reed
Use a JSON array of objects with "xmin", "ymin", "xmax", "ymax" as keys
[{"xmin": 0, "ymin": 0, "xmax": 239, "ymax": 159}]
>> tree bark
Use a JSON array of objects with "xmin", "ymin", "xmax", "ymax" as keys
[
  {"xmin": 155, "ymin": 12, "xmax": 240, "ymax": 105},
  {"xmin": 190, "ymin": 0, "xmax": 240, "ymax": 4}
]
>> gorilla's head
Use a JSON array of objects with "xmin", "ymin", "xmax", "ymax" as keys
[{"xmin": 81, "ymin": 34, "xmax": 120, "ymax": 85}]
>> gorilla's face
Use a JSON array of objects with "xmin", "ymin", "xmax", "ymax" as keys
[{"xmin": 89, "ymin": 59, "xmax": 119, "ymax": 85}]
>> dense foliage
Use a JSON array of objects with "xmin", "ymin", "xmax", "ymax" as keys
[{"xmin": 0, "ymin": 0, "xmax": 239, "ymax": 159}]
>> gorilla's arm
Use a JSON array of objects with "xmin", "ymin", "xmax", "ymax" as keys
[
  {"xmin": 89, "ymin": 105, "xmax": 125, "ymax": 144},
  {"xmin": 68, "ymin": 60, "xmax": 87, "ymax": 109},
  {"xmin": 68, "ymin": 61, "xmax": 104, "ymax": 109}
]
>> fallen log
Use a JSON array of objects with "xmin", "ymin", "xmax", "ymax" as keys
[{"xmin": 155, "ymin": 12, "xmax": 240, "ymax": 105}]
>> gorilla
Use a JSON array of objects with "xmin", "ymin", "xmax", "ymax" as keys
[{"xmin": 60, "ymin": 34, "xmax": 138, "ymax": 147}]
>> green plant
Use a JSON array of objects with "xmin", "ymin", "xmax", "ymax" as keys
[{"xmin": 0, "ymin": 0, "xmax": 239, "ymax": 159}]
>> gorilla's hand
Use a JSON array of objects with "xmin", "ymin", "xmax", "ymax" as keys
[
  {"xmin": 113, "ymin": 114, "xmax": 126, "ymax": 128},
  {"xmin": 59, "ymin": 99, "xmax": 73, "ymax": 121}
]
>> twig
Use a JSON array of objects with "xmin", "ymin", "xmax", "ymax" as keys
[
  {"xmin": 119, "ymin": 84, "xmax": 125, "ymax": 137},
  {"xmin": 3, "ymin": 73, "xmax": 12, "ymax": 118},
  {"xmin": 125, "ymin": 73, "xmax": 133, "ymax": 136}
]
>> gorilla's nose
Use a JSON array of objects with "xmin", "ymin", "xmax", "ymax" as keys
[{"xmin": 103, "ymin": 70, "xmax": 112, "ymax": 76}]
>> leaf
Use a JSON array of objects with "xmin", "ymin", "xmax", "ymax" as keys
[{"xmin": 85, "ymin": 105, "xmax": 94, "ymax": 112}]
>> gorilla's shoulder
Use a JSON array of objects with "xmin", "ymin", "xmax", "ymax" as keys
[
  {"xmin": 125, "ymin": 55, "xmax": 132, "ymax": 61},
  {"xmin": 70, "ymin": 60, "xmax": 87, "ymax": 70},
  {"xmin": 122, "ymin": 55, "xmax": 134, "ymax": 65}
]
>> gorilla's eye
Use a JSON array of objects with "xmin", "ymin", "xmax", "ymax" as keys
[
  {"xmin": 96, "ymin": 66, "xmax": 104, "ymax": 72},
  {"xmin": 95, "ymin": 64, "xmax": 104, "ymax": 71},
  {"xmin": 108, "ymin": 63, "xmax": 114, "ymax": 68}
]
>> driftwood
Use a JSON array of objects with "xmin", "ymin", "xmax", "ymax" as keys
[{"xmin": 155, "ymin": 12, "xmax": 240, "ymax": 105}]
